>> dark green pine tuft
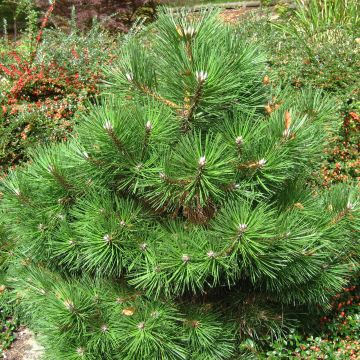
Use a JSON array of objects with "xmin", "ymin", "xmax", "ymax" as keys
[{"xmin": 0, "ymin": 8, "xmax": 359, "ymax": 360}]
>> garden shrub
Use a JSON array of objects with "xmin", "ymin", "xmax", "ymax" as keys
[
  {"xmin": 0, "ymin": 10, "xmax": 115, "ymax": 174},
  {"xmin": 265, "ymin": 284, "xmax": 360, "ymax": 359},
  {"xmin": 235, "ymin": 1, "xmax": 360, "ymax": 185},
  {"xmin": 35, "ymin": 0, "xmax": 158, "ymax": 32},
  {"xmin": 0, "ymin": 9, "xmax": 358, "ymax": 359}
]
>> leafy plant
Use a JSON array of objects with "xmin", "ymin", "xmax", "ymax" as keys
[
  {"xmin": 0, "ymin": 5, "xmax": 114, "ymax": 174},
  {"xmin": 0, "ymin": 286, "xmax": 19, "ymax": 356},
  {"xmin": 265, "ymin": 285, "xmax": 360, "ymax": 359},
  {"xmin": 235, "ymin": 5, "xmax": 360, "ymax": 185}
]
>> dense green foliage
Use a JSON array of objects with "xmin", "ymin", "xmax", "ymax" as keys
[
  {"xmin": 236, "ymin": 0, "xmax": 360, "ymax": 185},
  {"xmin": 0, "ymin": 6, "xmax": 359, "ymax": 359}
]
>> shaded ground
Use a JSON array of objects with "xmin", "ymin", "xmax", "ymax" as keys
[{"xmin": 3, "ymin": 328, "xmax": 43, "ymax": 360}]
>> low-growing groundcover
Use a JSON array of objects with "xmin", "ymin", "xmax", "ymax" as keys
[{"xmin": 0, "ymin": 7, "xmax": 359, "ymax": 360}]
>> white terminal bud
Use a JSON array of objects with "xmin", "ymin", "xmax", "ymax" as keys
[
  {"xmin": 150, "ymin": 310, "xmax": 159, "ymax": 318},
  {"xmin": 137, "ymin": 322, "xmax": 145, "ymax": 330},
  {"xmin": 101, "ymin": 325, "xmax": 108, "ymax": 333},
  {"xmin": 283, "ymin": 128, "xmax": 291, "ymax": 138},
  {"xmin": 103, "ymin": 234, "xmax": 111, "ymax": 243},
  {"xmin": 103, "ymin": 120, "xmax": 113, "ymax": 131},
  {"xmin": 82, "ymin": 151, "xmax": 89, "ymax": 159},
  {"xmin": 258, "ymin": 159, "xmax": 266, "ymax": 167},
  {"xmin": 182, "ymin": 254, "xmax": 190, "ymax": 263},
  {"xmin": 235, "ymin": 136, "xmax": 243, "ymax": 146},
  {"xmin": 184, "ymin": 26, "xmax": 195, "ymax": 37},
  {"xmin": 76, "ymin": 347, "xmax": 85, "ymax": 356},
  {"xmin": 347, "ymin": 202, "xmax": 355, "ymax": 211},
  {"xmin": 198, "ymin": 156, "xmax": 206, "ymax": 167},
  {"xmin": 238, "ymin": 223, "xmax": 248, "ymax": 233},
  {"xmin": 64, "ymin": 300, "xmax": 74, "ymax": 311},
  {"xmin": 195, "ymin": 70, "xmax": 208, "ymax": 83},
  {"xmin": 120, "ymin": 220, "xmax": 126, "ymax": 226},
  {"xmin": 57, "ymin": 214, "xmax": 65, "ymax": 220},
  {"xmin": 207, "ymin": 250, "xmax": 216, "ymax": 258},
  {"xmin": 47, "ymin": 164, "xmax": 55, "ymax": 173},
  {"xmin": 38, "ymin": 223, "xmax": 45, "ymax": 231},
  {"xmin": 159, "ymin": 172, "xmax": 166, "ymax": 180},
  {"xmin": 69, "ymin": 239, "xmax": 75, "ymax": 245},
  {"xmin": 145, "ymin": 121, "xmax": 152, "ymax": 131},
  {"xmin": 140, "ymin": 243, "xmax": 147, "ymax": 251},
  {"xmin": 125, "ymin": 72, "xmax": 133, "ymax": 82},
  {"xmin": 14, "ymin": 189, "xmax": 20, "ymax": 196}
]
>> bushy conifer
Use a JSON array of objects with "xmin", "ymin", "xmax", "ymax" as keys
[{"xmin": 1, "ymin": 9, "xmax": 359, "ymax": 359}]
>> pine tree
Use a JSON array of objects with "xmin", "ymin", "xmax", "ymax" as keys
[{"xmin": 1, "ymin": 9, "xmax": 359, "ymax": 359}]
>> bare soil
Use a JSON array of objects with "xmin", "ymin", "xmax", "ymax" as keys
[{"xmin": 3, "ymin": 328, "xmax": 43, "ymax": 360}]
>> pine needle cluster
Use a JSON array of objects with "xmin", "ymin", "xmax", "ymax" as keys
[{"xmin": 0, "ymin": 8, "xmax": 359, "ymax": 359}]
